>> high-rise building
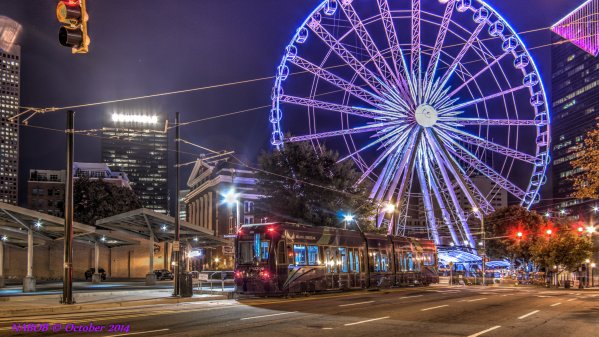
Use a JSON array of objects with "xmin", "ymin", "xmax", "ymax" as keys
[
  {"xmin": 550, "ymin": 30, "xmax": 599, "ymax": 210},
  {"xmin": 101, "ymin": 113, "xmax": 168, "ymax": 214},
  {"xmin": 0, "ymin": 46, "xmax": 20, "ymax": 205}
]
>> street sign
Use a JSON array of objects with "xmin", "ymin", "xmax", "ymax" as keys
[
  {"xmin": 173, "ymin": 241, "xmax": 180, "ymax": 252},
  {"xmin": 223, "ymin": 234, "xmax": 237, "ymax": 238},
  {"xmin": 197, "ymin": 273, "xmax": 209, "ymax": 281}
]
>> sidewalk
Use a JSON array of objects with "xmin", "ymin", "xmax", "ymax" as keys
[{"xmin": 0, "ymin": 289, "xmax": 226, "ymax": 318}]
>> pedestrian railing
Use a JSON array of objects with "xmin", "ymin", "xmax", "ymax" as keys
[{"xmin": 192, "ymin": 271, "xmax": 235, "ymax": 292}]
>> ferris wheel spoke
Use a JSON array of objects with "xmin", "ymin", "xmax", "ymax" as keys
[
  {"xmin": 307, "ymin": 19, "xmax": 388, "ymax": 97},
  {"xmin": 428, "ymin": 130, "xmax": 484, "ymax": 245},
  {"xmin": 339, "ymin": 1, "xmax": 407, "ymax": 100},
  {"xmin": 290, "ymin": 56, "xmax": 384, "ymax": 108},
  {"xmin": 361, "ymin": 128, "xmax": 414, "ymax": 188},
  {"xmin": 445, "ymin": 142, "xmax": 526, "ymax": 199},
  {"xmin": 425, "ymin": 164, "xmax": 461, "ymax": 245},
  {"xmin": 437, "ymin": 21, "xmax": 487, "ymax": 87},
  {"xmin": 340, "ymin": 124, "xmax": 411, "ymax": 164},
  {"xmin": 424, "ymin": 0, "xmax": 456, "ymax": 93},
  {"xmin": 416, "ymin": 154, "xmax": 440, "ymax": 245},
  {"xmin": 438, "ymin": 125, "xmax": 537, "ymax": 164},
  {"xmin": 377, "ymin": 0, "xmax": 413, "ymax": 95},
  {"xmin": 425, "ymin": 130, "xmax": 475, "ymax": 247},
  {"xmin": 280, "ymin": 95, "xmax": 387, "ymax": 119},
  {"xmin": 286, "ymin": 123, "xmax": 393, "ymax": 143},
  {"xmin": 411, "ymin": 0, "xmax": 421, "ymax": 90},
  {"xmin": 438, "ymin": 118, "xmax": 538, "ymax": 127},
  {"xmin": 446, "ymin": 52, "xmax": 509, "ymax": 99},
  {"xmin": 440, "ymin": 84, "xmax": 528, "ymax": 114},
  {"xmin": 383, "ymin": 130, "xmax": 422, "ymax": 202}
]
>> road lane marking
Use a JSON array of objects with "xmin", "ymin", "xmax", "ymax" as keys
[
  {"xmin": 399, "ymin": 295, "xmax": 423, "ymax": 299},
  {"xmin": 344, "ymin": 316, "xmax": 389, "ymax": 326},
  {"xmin": 421, "ymin": 305, "xmax": 449, "ymax": 311},
  {"xmin": 567, "ymin": 298, "xmax": 576, "ymax": 302},
  {"xmin": 105, "ymin": 328, "xmax": 170, "ymax": 337},
  {"xmin": 501, "ymin": 294, "xmax": 514, "ymax": 297},
  {"xmin": 537, "ymin": 295, "xmax": 551, "ymax": 298},
  {"xmin": 322, "ymin": 327, "xmax": 333, "ymax": 330},
  {"xmin": 467, "ymin": 325, "xmax": 501, "ymax": 337},
  {"xmin": 339, "ymin": 301, "xmax": 375, "ymax": 307},
  {"xmin": 468, "ymin": 298, "xmax": 487, "ymax": 302},
  {"xmin": 241, "ymin": 311, "xmax": 298, "ymax": 320},
  {"xmin": 518, "ymin": 310, "xmax": 540, "ymax": 319},
  {"xmin": 551, "ymin": 303, "xmax": 562, "ymax": 307}
]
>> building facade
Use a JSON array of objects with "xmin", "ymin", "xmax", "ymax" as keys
[
  {"xmin": 184, "ymin": 158, "xmax": 264, "ymax": 269},
  {"xmin": 27, "ymin": 163, "xmax": 130, "ymax": 217},
  {"xmin": 550, "ymin": 33, "xmax": 599, "ymax": 210},
  {"xmin": 0, "ymin": 46, "xmax": 20, "ymax": 205},
  {"xmin": 101, "ymin": 113, "xmax": 168, "ymax": 214}
]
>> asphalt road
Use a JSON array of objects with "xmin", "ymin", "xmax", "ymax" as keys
[{"xmin": 2, "ymin": 286, "xmax": 598, "ymax": 337}]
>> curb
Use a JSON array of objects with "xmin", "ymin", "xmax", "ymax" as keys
[
  {"xmin": 0, "ymin": 289, "xmax": 173, "ymax": 301},
  {"xmin": 0, "ymin": 294, "xmax": 226, "ymax": 318}
]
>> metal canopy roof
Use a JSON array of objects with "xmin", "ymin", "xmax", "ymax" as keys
[
  {"xmin": 0, "ymin": 202, "xmax": 95, "ymax": 248},
  {"xmin": 0, "ymin": 203, "xmax": 140, "ymax": 249},
  {"xmin": 95, "ymin": 208, "xmax": 229, "ymax": 247},
  {"xmin": 438, "ymin": 248, "xmax": 482, "ymax": 265}
]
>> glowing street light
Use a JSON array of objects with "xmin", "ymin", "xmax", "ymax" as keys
[
  {"xmin": 34, "ymin": 220, "xmax": 42, "ymax": 229},
  {"xmin": 587, "ymin": 226, "xmax": 596, "ymax": 234},
  {"xmin": 516, "ymin": 231, "xmax": 523, "ymax": 238},
  {"xmin": 559, "ymin": 209, "xmax": 566, "ymax": 215},
  {"xmin": 383, "ymin": 203, "xmax": 395, "ymax": 213},
  {"xmin": 593, "ymin": 206, "xmax": 598, "ymax": 213},
  {"xmin": 1, "ymin": 235, "xmax": 7, "ymax": 241},
  {"xmin": 546, "ymin": 229, "xmax": 553, "ymax": 235},
  {"xmin": 343, "ymin": 214, "xmax": 354, "ymax": 229},
  {"xmin": 223, "ymin": 189, "xmax": 240, "ymax": 231}
]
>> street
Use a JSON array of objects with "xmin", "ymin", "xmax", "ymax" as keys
[{"xmin": 2, "ymin": 286, "xmax": 598, "ymax": 337}]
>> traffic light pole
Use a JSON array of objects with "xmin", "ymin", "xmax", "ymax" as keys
[
  {"xmin": 173, "ymin": 112, "xmax": 181, "ymax": 297},
  {"xmin": 61, "ymin": 110, "xmax": 75, "ymax": 304}
]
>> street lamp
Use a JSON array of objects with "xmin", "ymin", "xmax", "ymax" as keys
[
  {"xmin": 585, "ymin": 259, "xmax": 591, "ymax": 288},
  {"xmin": 587, "ymin": 226, "xmax": 596, "ymax": 235},
  {"xmin": 224, "ymin": 189, "xmax": 240, "ymax": 232},
  {"xmin": 343, "ymin": 214, "xmax": 354, "ymax": 229},
  {"xmin": 592, "ymin": 263, "xmax": 596, "ymax": 287},
  {"xmin": 472, "ymin": 207, "xmax": 486, "ymax": 286}
]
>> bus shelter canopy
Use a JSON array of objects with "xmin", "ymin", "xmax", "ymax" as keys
[{"xmin": 95, "ymin": 208, "xmax": 229, "ymax": 248}]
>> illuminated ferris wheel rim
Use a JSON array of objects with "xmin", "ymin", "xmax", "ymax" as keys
[{"xmin": 269, "ymin": 0, "xmax": 550, "ymax": 246}]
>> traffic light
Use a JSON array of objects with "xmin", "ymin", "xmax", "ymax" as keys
[{"xmin": 56, "ymin": 0, "xmax": 90, "ymax": 54}]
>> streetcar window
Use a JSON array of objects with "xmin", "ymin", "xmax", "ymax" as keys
[
  {"xmin": 407, "ymin": 252, "xmax": 414, "ymax": 271},
  {"xmin": 277, "ymin": 240, "xmax": 286, "ymax": 264},
  {"xmin": 294, "ymin": 244, "xmax": 307, "ymax": 265},
  {"xmin": 380, "ymin": 252, "xmax": 389, "ymax": 272},
  {"xmin": 356, "ymin": 250, "xmax": 361, "ymax": 273},
  {"xmin": 260, "ymin": 241, "xmax": 269, "ymax": 260},
  {"xmin": 348, "ymin": 250, "xmax": 354, "ymax": 272},
  {"xmin": 307, "ymin": 245, "xmax": 319, "ymax": 265},
  {"xmin": 325, "ymin": 248, "xmax": 332, "ymax": 273},
  {"xmin": 238, "ymin": 241, "xmax": 253, "ymax": 264},
  {"xmin": 373, "ymin": 251, "xmax": 381, "ymax": 272},
  {"xmin": 339, "ymin": 247, "xmax": 348, "ymax": 273},
  {"xmin": 423, "ymin": 252, "xmax": 434, "ymax": 266}
]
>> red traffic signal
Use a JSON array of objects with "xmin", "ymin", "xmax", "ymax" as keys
[{"xmin": 56, "ymin": 0, "xmax": 90, "ymax": 53}]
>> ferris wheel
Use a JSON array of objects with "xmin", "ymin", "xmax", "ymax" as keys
[{"xmin": 269, "ymin": 0, "xmax": 550, "ymax": 248}]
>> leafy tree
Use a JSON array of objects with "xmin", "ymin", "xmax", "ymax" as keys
[
  {"xmin": 484, "ymin": 206, "xmax": 545, "ymax": 265},
  {"xmin": 73, "ymin": 177, "xmax": 142, "ymax": 225},
  {"xmin": 531, "ymin": 223, "xmax": 593, "ymax": 276},
  {"xmin": 571, "ymin": 124, "xmax": 599, "ymax": 199},
  {"xmin": 256, "ymin": 141, "xmax": 377, "ymax": 229}
]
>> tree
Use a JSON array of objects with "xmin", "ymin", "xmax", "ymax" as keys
[
  {"xmin": 256, "ymin": 141, "xmax": 377, "ymax": 229},
  {"xmin": 484, "ymin": 206, "xmax": 545, "ymax": 265},
  {"xmin": 73, "ymin": 177, "xmax": 142, "ymax": 225},
  {"xmin": 531, "ymin": 223, "xmax": 593, "ymax": 277},
  {"xmin": 571, "ymin": 124, "xmax": 599, "ymax": 199}
]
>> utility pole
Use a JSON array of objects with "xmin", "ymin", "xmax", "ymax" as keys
[
  {"xmin": 61, "ymin": 110, "xmax": 75, "ymax": 304},
  {"xmin": 482, "ymin": 215, "xmax": 486, "ymax": 287},
  {"xmin": 173, "ymin": 112, "xmax": 181, "ymax": 297}
]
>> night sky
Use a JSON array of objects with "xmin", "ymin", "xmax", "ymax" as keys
[{"xmin": 0, "ymin": 0, "xmax": 581, "ymax": 210}]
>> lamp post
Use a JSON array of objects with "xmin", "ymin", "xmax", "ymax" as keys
[
  {"xmin": 473, "ymin": 207, "xmax": 486, "ymax": 286},
  {"xmin": 591, "ymin": 262, "xmax": 596, "ymax": 287},
  {"xmin": 585, "ymin": 259, "xmax": 591, "ymax": 288},
  {"xmin": 224, "ymin": 190, "xmax": 240, "ymax": 232}
]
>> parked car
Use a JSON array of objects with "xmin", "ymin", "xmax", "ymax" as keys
[
  {"xmin": 153, "ymin": 269, "xmax": 174, "ymax": 280},
  {"xmin": 84, "ymin": 268, "xmax": 107, "ymax": 281}
]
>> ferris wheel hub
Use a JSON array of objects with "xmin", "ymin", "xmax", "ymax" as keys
[{"xmin": 414, "ymin": 104, "xmax": 438, "ymax": 127}]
